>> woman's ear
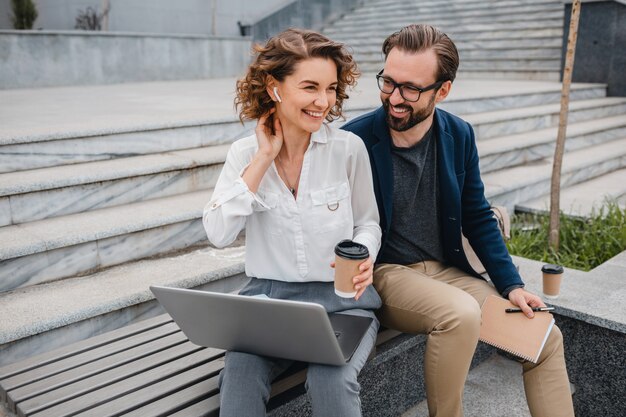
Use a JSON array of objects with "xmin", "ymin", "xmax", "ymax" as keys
[
  {"xmin": 265, "ymin": 77, "xmax": 281, "ymax": 103},
  {"xmin": 273, "ymin": 87, "xmax": 282, "ymax": 103}
]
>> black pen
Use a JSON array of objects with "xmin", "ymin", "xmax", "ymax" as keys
[{"xmin": 505, "ymin": 307, "xmax": 555, "ymax": 313}]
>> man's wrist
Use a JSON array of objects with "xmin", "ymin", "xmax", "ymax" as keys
[{"xmin": 501, "ymin": 284, "xmax": 524, "ymax": 299}]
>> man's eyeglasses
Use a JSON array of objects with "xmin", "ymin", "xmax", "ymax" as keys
[{"xmin": 376, "ymin": 70, "xmax": 445, "ymax": 102}]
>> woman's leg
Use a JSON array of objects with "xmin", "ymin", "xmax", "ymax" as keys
[
  {"xmin": 218, "ymin": 351, "xmax": 292, "ymax": 417},
  {"xmin": 305, "ymin": 311, "xmax": 379, "ymax": 417}
]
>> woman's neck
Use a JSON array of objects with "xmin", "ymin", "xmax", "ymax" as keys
[{"xmin": 279, "ymin": 124, "xmax": 311, "ymax": 161}]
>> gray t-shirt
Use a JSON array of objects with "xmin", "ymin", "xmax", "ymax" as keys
[{"xmin": 378, "ymin": 126, "xmax": 444, "ymax": 265}]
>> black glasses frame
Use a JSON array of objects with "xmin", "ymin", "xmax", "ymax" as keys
[{"xmin": 376, "ymin": 70, "xmax": 445, "ymax": 102}]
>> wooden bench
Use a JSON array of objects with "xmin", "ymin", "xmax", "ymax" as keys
[{"xmin": 0, "ymin": 313, "xmax": 401, "ymax": 417}]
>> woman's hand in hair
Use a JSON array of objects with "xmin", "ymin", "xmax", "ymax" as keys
[
  {"xmin": 242, "ymin": 109, "xmax": 284, "ymax": 193},
  {"xmin": 255, "ymin": 109, "xmax": 283, "ymax": 160}
]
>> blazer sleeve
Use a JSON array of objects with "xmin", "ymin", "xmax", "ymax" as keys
[{"xmin": 459, "ymin": 122, "xmax": 524, "ymax": 294}]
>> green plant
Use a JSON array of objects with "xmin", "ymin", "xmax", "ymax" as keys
[
  {"xmin": 507, "ymin": 199, "xmax": 626, "ymax": 271},
  {"xmin": 10, "ymin": 0, "xmax": 38, "ymax": 30}
]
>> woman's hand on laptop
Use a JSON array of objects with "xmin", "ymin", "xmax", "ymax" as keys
[{"xmin": 353, "ymin": 257, "xmax": 374, "ymax": 301}]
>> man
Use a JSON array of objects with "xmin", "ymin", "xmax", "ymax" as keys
[{"xmin": 342, "ymin": 24, "xmax": 574, "ymax": 417}]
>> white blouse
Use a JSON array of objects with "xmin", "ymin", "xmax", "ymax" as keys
[{"xmin": 203, "ymin": 124, "xmax": 381, "ymax": 283}]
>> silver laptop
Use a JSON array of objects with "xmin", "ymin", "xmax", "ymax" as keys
[{"xmin": 150, "ymin": 285, "xmax": 373, "ymax": 366}]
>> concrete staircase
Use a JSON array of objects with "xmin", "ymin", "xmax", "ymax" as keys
[
  {"xmin": 323, "ymin": 0, "xmax": 564, "ymax": 80},
  {"xmin": 1, "ymin": 3, "xmax": 625, "ymax": 414}
]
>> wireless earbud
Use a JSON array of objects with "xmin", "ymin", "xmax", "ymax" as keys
[{"xmin": 273, "ymin": 87, "xmax": 282, "ymax": 103}]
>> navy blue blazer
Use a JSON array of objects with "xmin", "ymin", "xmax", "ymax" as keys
[{"xmin": 342, "ymin": 106, "xmax": 524, "ymax": 295}]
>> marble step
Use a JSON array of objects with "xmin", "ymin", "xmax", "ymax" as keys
[
  {"xmin": 353, "ymin": 47, "xmax": 561, "ymax": 62},
  {"xmin": 351, "ymin": 0, "xmax": 561, "ymax": 17},
  {"xmin": 483, "ymin": 137, "xmax": 626, "ymax": 209},
  {"xmin": 0, "ymin": 245, "xmax": 247, "ymax": 368},
  {"xmin": 478, "ymin": 115, "xmax": 626, "ymax": 174},
  {"xmin": 337, "ymin": 26, "xmax": 563, "ymax": 45},
  {"xmin": 349, "ymin": 37, "xmax": 562, "ymax": 53},
  {"xmin": 516, "ymin": 168, "xmax": 626, "ymax": 217},
  {"xmin": 4, "ymin": 101, "xmax": 620, "ymax": 229},
  {"xmin": 435, "ymin": 81, "xmax": 605, "ymax": 116},
  {"xmin": 360, "ymin": 57, "xmax": 561, "ymax": 72},
  {"xmin": 466, "ymin": 97, "xmax": 626, "ymax": 141},
  {"xmin": 337, "ymin": 5, "xmax": 563, "ymax": 28},
  {"xmin": 0, "ymin": 190, "xmax": 212, "ymax": 293},
  {"xmin": 0, "ymin": 79, "xmax": 255, "ymax": 174},
  {"xmin": 0, "ymin": 145, "xmax": 230, "ymax": 226},
  {"xmin": 349, "ymin": 0, "xmax": 561, "ymax": 17},
  {"xmin": 0, "ymin": 119, "xmax": 252, "ymax": 174},
  {"xmin": 349, "ymin": 1, "xmax": 561, "ymax": 23},
  {"xmin": 324, "ymin": 17, "xmax": 563, "ymax": 37},
  {"xmin": 455, "ymin": 69, "xmax": 561, "ymax": 81},
  {"xmin": 1, "ymin": 80, "xmax": 605, "ymax": 175}
]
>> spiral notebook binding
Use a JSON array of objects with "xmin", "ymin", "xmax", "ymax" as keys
[{"xmin": 480, "ymin": 338, "xmax": 534, "ymax": 362}]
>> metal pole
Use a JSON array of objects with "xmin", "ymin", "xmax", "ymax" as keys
[
  {"xmin": 549, "ymin": 0, "xmax": 582, "ymax": 250},
  {"xmin": 211, "ymin": 0, "xmax": 217, "ymax": 36},
  {"xmin": 101, "ymin": 0, "xmax": 110, "ymax": 31}
]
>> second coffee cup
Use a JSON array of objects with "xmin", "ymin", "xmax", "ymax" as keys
[
  {"xmin": 334, "ymin": 240, "xmax": 369, "ymax": 298},
  {"xmin": 542, "ymin": 264, "xmax": 564, "ymax": 299}
]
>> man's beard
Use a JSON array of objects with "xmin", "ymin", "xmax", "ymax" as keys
[{"xmin": 383, "ymin": 92, "xmax": 437, "ymax": 132}]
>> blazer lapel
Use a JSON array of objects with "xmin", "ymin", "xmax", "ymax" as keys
[
  {"xmin": 371, "ymin": 107, "xmax": 394, "ymax": 231},
  {"xmin": 436, "ymin": 108, "xmax": 460, "ymax": 202}
]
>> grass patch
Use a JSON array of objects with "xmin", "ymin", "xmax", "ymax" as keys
[{"xmin": 506, "ymin": 200, "xmax": 626, "ymax": 271}]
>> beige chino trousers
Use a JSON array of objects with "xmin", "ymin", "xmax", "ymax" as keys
[{"xmin": 374, "ymin": 261, "xmax": 575, "ymax": 417}]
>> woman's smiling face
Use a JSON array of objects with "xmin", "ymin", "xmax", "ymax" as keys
[{"xmin": 272, "ymin": 57, "xmax": 338, "ymax": 136}]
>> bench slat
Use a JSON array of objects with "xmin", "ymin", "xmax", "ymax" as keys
[
  {"xmin": 2, "ymin": 322, "xmax": 181, "ymax": 396},
  {"xmin": 27, "ymin": 348, "xmax": 223, "ymax": 417},
  {"xmin": 8, "ymin": 330, "xmax": 188, "ymax": 406},
  {"xmin": 77, "ymin": 359, "xmax": 224, "ymax": 417},
  {"xmin": 0, "ymin": 314, "xmax": 172, "ymax": 380},
  {"xmin": 122, "ymin": 374, "xmax": 220, "ymax": 417},
  {"xmin": 18, "ymin": 342, "xmax": 208, "ymax": 416},
  {"xmin": 168, "ymin": 394, "xmax": 220, "ymax": 417},
  {"xmin": 1, "ymin": 319, "xmax": 405, "ymax": 416}
]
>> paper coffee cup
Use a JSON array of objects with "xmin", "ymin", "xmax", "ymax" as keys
[
  {"xmin": 542, "ymin": 264, "xmax": 564, "ymax": 299},
  {"xmin": 334, "ymin": 240, "xmax": 369, "ymax": 298}
]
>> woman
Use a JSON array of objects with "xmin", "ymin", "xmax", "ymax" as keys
[{"xmin": 203, "ymin": 28, "xmax": 381, "ymax": 417}]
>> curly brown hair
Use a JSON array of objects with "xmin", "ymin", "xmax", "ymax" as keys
[{"xmin": 235, "ymin": 28, "xmax": 359, "ymax": 123}]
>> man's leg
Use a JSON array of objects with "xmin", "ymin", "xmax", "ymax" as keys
[
  {"xmin": 430, "ymin": 264, "xmax": 575, "ymax": 417},
  {"xmin": 306, "ymin": 311, "xmax": 379, "ymax": 417},
  {"xmin": 373, "ymin": 262, "xmax": 483, "ymax": 417},
  {"xmin": 218, "ymin": 351, "xmax": 292, "ymax": 417},
  {"xmin": 522, "ymin": 326, "xmax": 575, "ymax": 417}
]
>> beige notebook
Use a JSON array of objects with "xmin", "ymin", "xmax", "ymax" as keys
[{"xmin": 479, "ymin": 295, "xmax": 554, "ymax": 363}]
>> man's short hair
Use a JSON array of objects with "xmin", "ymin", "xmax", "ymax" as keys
[{"xmin": 382, "ymin": 24, "xmax": 459, "ymax": 83}]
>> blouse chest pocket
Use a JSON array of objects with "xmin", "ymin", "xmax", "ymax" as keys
[
  {"xmin": 255, "ymin": 190, "xmax": 284, "ymax": 236},
  {"xmin": 309, "ymin": 182, "xmax": 352, "ymax": 233},
  {"xmin": 257, "ymin": 190, "xmax": 279, "ymax": 210}
]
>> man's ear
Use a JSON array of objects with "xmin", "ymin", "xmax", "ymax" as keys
[{"xmin": 435, "ymin": 80, "xmax": 452, "ymax": 104}]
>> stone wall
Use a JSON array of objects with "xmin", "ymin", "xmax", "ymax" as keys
[
  {"xmin": 562, "ymin": 0, "xmax": 626, "ymax": 96},
  {"xmin": 557, "ymin": 314, "xmax": 626, "ymax": 417},
  {"xmin": 0, "ymin": 30, "xmax": 252, "ymax": 89},
  {"xmin": 0, "ymin": 0, "xmax": 290, "ymax": 37}
]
